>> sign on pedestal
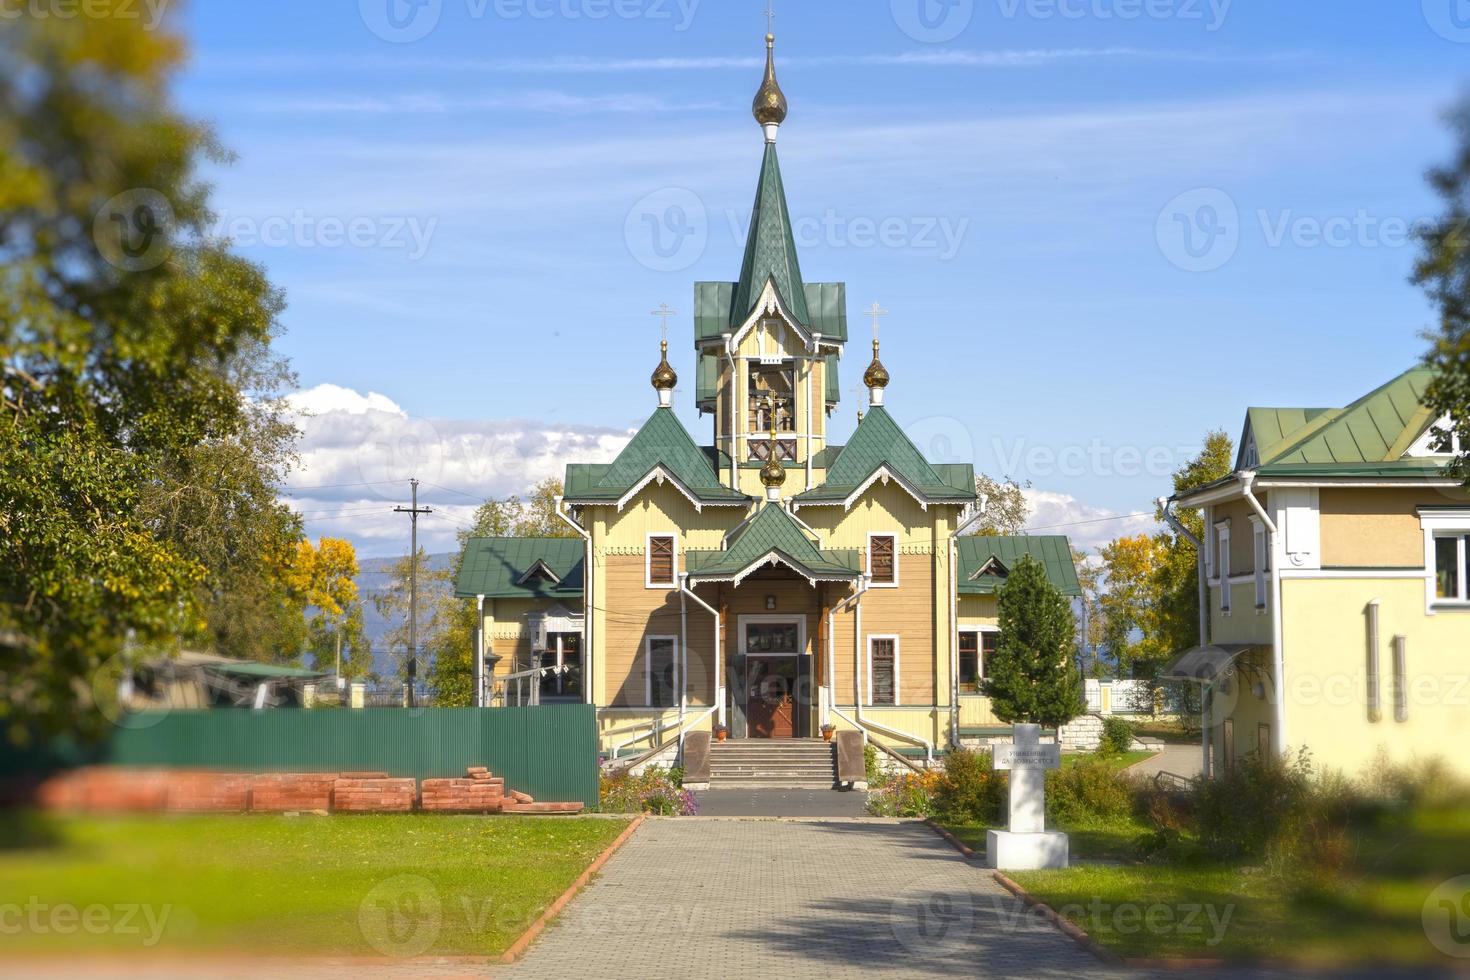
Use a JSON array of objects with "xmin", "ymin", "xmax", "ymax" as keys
[{"xmin": 986, "ymin": 723, "xmax": 1069, "ymax": 870}]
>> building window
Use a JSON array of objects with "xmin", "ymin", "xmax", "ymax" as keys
[
  {"xmin": 1435, "ymin": 534, "xmax": 1466, "ymax": 602},
  {"xmin": 646, "ymin": 534, "xmax": 676, "ymax": 588},
  {"xmin": 540, "ymin": 632, "xmax": 583, "ymax": 701},
  {"xmin": 868, "ymin": 534, "xmax": 897, "ymax": 586},
  {"xmin": 981, "ymin": 631, "xmax": 999, "ymax": 678},
  {"xmin": 646, "ymin": 636, "xmax": 678, "ymax": 708},
  {"xmin": 869, "ymin": 636, "xmax": 898, "ymax": 706},
  {"xmin": 958, "ymin": 631, "xmax": 979, "ymax": 692},
  {"xmin": 748, "ymin": 363, "xmax": 796, "ymax": 434},
  {"xmin": 1215, "ymin": 523, "xmax": 1231, "ymax": 612}
]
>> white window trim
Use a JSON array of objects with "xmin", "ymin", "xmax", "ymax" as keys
[
  {"xmin": 1250, "ymin": 516, "xmax": 1268, "ymax": 610},
  {"xmin": 1419, "ymin": 510, "xmax": 1470, "ymax": 615},
  {"xmin": 867, "ymin": 531, "xmax": 900, "ymax": 588},
  {"xmin": 867, "ymin": 634, "xmax": 901, "ymax": 707},
  {"xmin": 1215, "ymin": 521, "xmax": 1232, "ymax": 613},
  {"xmin": 737, "ymin": 614, "xmax": 807, "ymax": 659},
  {"xmin": 645, "ymin": 531, "xmax": 679, "ymax": 589},
  {"xmin": 644, "ymin": 634, "xmax": 679, "ymax": 708},
  {"xmin": 956, "ymin": 626, "xmax": 997, "ymax": 691}
]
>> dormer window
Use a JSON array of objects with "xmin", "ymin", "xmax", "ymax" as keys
[{"xmin": 1406, "ymin": 415, "xmax": 1464, "ymax": 458}]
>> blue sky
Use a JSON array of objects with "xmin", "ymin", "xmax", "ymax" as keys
[{"xmin": 170, "ymin": 1, "xmax": 1470, "ymax": 556}]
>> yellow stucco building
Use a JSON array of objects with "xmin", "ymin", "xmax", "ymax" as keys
[
  {"xmin": 1165, "ymin": 366, "xmax": 1470, "ymax": 779},
  {"xmin": 453, "ymin": 34, "xmax": 1083, "ymax": 764}
]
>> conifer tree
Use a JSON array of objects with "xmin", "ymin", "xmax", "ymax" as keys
[{"xmin": 981, "ymin": 555, "xmax": 1082, "ymax": 728}]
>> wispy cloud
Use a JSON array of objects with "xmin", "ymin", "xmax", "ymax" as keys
[
  {"xmin": 249, "ymin": 90, "xmax": 722, "ymax": 116},
  {"xmin": 200, "ymin": 46, "xmax": 1310, "ymax": 76}
]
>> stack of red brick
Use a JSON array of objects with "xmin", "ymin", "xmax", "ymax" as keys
[{"xmin": 13, "ymin": 766, "xmax": 584, "ymax": 816}]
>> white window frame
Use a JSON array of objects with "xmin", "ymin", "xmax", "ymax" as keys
[
  {"xmin": 956, "ymin": 626, "xmax": 998, "ymax": 692},
  {"xmin": 645, "ymin": 532, "xmax": 679, "ymax": 589},
  {"xmin": 867, "ymin": 531, "xmax": 900, "ymax": 588},
  {"xmin": 1418, "ymin": 510, "xmax": 1470, "ymax": 614},
  {"xmin": 1215, "ymin": 521, "xmax": 1231, "ymax": 613},
  {"xmin": 644, "ymin": 634, "xmax": 680, "ymax": 708},
  {"xmin": 867, "ymin": 634, "xmax": 901, "ymax": 707},
  {"xmin": 1250, "ymin": 517, "xmax": 1268, "ymax": 610}
]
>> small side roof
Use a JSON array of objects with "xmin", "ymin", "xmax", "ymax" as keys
[
  {"xmin": 956, "ymin": 535, "xmax": 1082, "ymax": 596},
  {"xmin": 455, "ymin": 537, "xmax": 585, "ymax": 599},
  {"xmin": 793, "ymin": 407, "xmax": 976, "ymax": 507},
  {"xmin": 685, "ymin": 503, "xmax": 860, "ymax": 584},
  {"xmin": 563, "ymin": 408, "xmax": 749, "ymax": 508}
]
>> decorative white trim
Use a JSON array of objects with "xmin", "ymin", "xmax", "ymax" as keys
[
  {"xmin": 867, "ymin": 634, "xmax": 901, "ymax": 707},
  {"xmin": 620, "ymin": 466, "xmax": 704, "ymax": 514},
  {"xmin": 689, "ymin": 550, "xmax": 855, "ymax": 589},
  {"xmin": 645, "ymin": 532, "xmax": 679, "ymax": 589},
  {"xmin": 867, "ymin": 531, "xmax": 900, "ymax": 588},
  {"xmin": 848, "ymin": 466, "xmax": 929, "ymax": 512},
  {"xmin": 643, "ymin": 634, "xmax": 679, "ymax": 708},
  {"xmin": 1251, "ymin": 520, "xmax": 1269, "ymax": 609},
  {"xmin": 729, "ymin": 279, "xmax": 812, "ymax": 351},
  {"xmin": 1277, "ymin": 568, "xmax": 1427, "ymax": 580},
  {"xmin": 1403, "ymin": 414, "xmax": 1459, "ymax": 458},
  {"xmin": 1419, "ymin": 509, "xmax": 1470, "ymax": 615},
  {"xmin": 514, "ymin": 559, "xmax": 561, "ymax": 587},
  {"xmin": 1215, "ymin": 521, "xmax": 1231, "ymax": 613},
  {"xmin": 956, "ymin": 625, "xmax": 998, "ymax": 685}
]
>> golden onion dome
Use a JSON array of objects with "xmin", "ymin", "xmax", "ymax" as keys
[
  {"xmin": 760, "ymin": 452, "xmax": 787, "ymax": 489},
  {"xmin": 752, "ymin": 34, "xmax": 788, "ymax": 129},
  {"xmin": 650, "ymin": 339, "xmax": 678, "ymax": 391},
  {"xmin": 863, "ymin": 339, "xmax": 890, "ymax": 390}
]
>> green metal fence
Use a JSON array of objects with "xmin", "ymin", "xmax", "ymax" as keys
[{"xmin": 65, "ymin": 706, "xmax": 599, "ymax": 806}]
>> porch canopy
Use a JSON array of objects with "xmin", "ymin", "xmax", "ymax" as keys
[
  {"xmin": 683, "ymin": 503, "xmax": 860, "ymax": 587},
  {"xmin": 1161, "ymin": 643, "xmax": 1256, "ymax": 685}
]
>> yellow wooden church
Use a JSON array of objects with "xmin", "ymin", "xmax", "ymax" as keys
[{"xmin": 455, "ymin": 33, "xmax": 1083, "ymax": 764}]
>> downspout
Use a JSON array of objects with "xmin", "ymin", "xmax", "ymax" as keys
[
  {"xmin": 852, "ymin": 574, "xmax": 935, "ymax": 761},
  {"xmin": 947, "ymin": 497, "xmax": 989, "ymax": 749},
  {"xmin": 555, "ymin": 496, "xmax": 594, "ymax": 706},
  {"xmin": 1238, "ymin": 472, "xmax": 1285, "ymax": 757},
  {"xmin": 1159, "ymin": 495, "xmax": 1211, "ymax": 777},
  {"xmin": 475, "ymin": 594, "xmax": 485, "ymax": 708},
  {"xmin": 723, "ymin": 333, "xmax": 737, "ymax": 489},
  {"xmin": 805, "ymin": 332, "xmax": 820, "ymax": 491},
  {"xmin": 680, "ymin": 576, "xmax": 724, "ymax": 729},
  {"xmin": 679, "ymin": 581, "xmax": 688, "ymax": 737}
]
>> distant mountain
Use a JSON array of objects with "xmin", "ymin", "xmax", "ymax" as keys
[{"xmin": 357, "ymin": 553, "xmax": 456, "ymax": 678}]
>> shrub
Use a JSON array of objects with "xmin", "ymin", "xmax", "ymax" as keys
[
  {"xmin": 1099, "ymin": 716, "xmax": 1135, "ymax": 756},
  {"xmin": 1194, "ymin": 749, "xmax": 1344, "ymax": 871},
  {"xmin": 864, "ymin": 743, "xmax": 887, "ymax": 788},
  {"xmin": 933, "ymin": 749, "xmax": 1006, "ymax": 825},
  {"xmin": 599, "ymin": 765, "xmax": 698, "ymax": 816},
  {"xmin": 1046, "ymin": 755, "xmax": 1136, "ymax": 824},
  {"xmin": 865, "ymin": 770, "xmax": 941, "ymax": 818}
]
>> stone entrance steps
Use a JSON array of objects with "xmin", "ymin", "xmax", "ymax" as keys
[{"xmin": 709, "ymin": 739, "xmax": 836, "ymax": 788}]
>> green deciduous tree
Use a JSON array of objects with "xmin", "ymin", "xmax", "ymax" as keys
[
  {"xmin": 981, "ymin": 555, "xmax": 1082, "ymax": 728},
  {"xmin": 973, "ymin": 475, "xmax": 1030, "ymax": 536},
  {"xmin": 0, "ymin": 8, "xmax": 302, "ymax": 739},
  {"xmin": 1419, "ymin": 97, "xmax": 1470, "ymax": 471}
]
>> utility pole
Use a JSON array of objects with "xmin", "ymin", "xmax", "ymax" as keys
[{"xmin": 394, "ymin": 479, "xmax": 432, "ymax": 708}]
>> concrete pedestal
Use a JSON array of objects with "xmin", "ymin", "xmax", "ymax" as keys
[{"xmin": 985, "ymin": 829, "xmax": 1070, "ymax": 870}]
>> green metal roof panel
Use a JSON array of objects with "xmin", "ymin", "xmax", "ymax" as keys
[
  {"xmin": 824, "ymin": 352, "xmax": 840, "ymax": 404},
  {"xmin": 794, "ymin": 407, "xmax": 976, "ymax": 504},
  {"xmin": 695, "ymin": 281, "xmax": 848, "ymax": 345},
  {"xmin": 1269, "ymin": 368, "xmax": 1434, "ymax": 466},
  {"xmin": 956, "ymin": 536, "xmax": 1082, "ymax": 596},
  {"xmin": 732, "ymin": 144, "xmax": 810, "ymax": 329},
  {"xmin": 696, "ymin": 353, "xmax": 719, "ymax": 407},
  {"xmin": 455, "ymin": 537, "xmax": 586, "ymax": 599},
  {"xmin": 687, "ymin": 503, "xmax": 860, "ymax": 579},
  {"xmin": 570, "ymin": 409, "xmax": 747, "ymax": 504},
  {"xmin": 1243, "ymin": 407, "xmax": 1337, "ymax": 467}
]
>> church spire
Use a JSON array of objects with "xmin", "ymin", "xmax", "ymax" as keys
[{"xmin": 732, "ymin": 31, "xmax": 809, "ymax": 329}]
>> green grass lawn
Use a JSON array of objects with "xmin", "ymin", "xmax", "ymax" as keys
[
  {"xmin": 1061, "ymin": 750, "xmax": 1155, "ymax": 771},
  {"xmin": 0, "ymin": 810, "xmax": 630, "ymax": 957},
  {"xmin": 1007, "ymin": 806, "xmax": 1470, "ymax": 966}
]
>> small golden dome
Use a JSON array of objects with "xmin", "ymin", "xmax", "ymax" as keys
[
  {"xmin": 760, "ymin": 452, "xmax": 787, "ymax": 489},
  {"xmin": 752, "ymin": 33, "xmax": 788, "ymax": 129},
  {"xmin": 863, "ymin": 339, "xmax": 890, "ymax": 390},
  {"xmin": 651, "ymin": 339, "xmax": 678, "ymax": 391}
]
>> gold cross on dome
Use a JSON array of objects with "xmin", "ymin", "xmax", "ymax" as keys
[{"xmin": 866, "ymin": 302, "xmax": 889, "ymax": 342}]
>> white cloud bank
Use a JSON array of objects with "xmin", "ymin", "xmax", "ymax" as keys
[
  {"xmin": 282, "ymin": 384, "xmax": 632, "ymax": 556},
  {"xmin": 1020, "ymin": 488, "xmax": 1157, "ymax": 556}
]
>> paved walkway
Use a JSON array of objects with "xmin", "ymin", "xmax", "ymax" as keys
[
  {"xmin": 1126, "ymin": 744, "xmax": 1204, "ymax": 781},
  {"xmin": 692, "ymin": 788, "xmax": 868, "ymax": 818},
  {"xmin": 505, "ymin": 819, "xmax": 1104, "ymax": 978}
]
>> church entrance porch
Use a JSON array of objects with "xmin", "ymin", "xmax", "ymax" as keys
[{"xmin": 739, "ymin": 617, "xmax": 808, "ymax": 739}]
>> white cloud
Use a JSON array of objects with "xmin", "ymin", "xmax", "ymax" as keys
[
  {"xmin": 1019, "ymin": 488, "xmax": 1157, "ymax": 555},
  {"xmin": 282, "ymin": 383, "xmax": 632, "ymax": 556}
]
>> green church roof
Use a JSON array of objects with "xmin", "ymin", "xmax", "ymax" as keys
[
  {"xmin": 455, "ymin": 537, "xmax": 585, "ymax": 599},
  {"xmin": 732, "ymin": 143, "xmax": 809, "ymax": 329},
  {"xmin": 685, "ymin": 502, "xmax": 860, "ymax": 582},
  {"xmin": 956, "ymin": 536, "xmax": 1082, "ymax": 596},
  {"xmin": 1257, "ymin": 367, "xmax": 1436, "ymax": 469},
  {"xmin": 693, "ymin": 281, "xmax": 850, "ymax": 346},
  {"xmin": 563, "ymin": 408, "xmax": 749, "ymax": 507},
  {"xmin": 793, "ymin": 406, "xmax": 977, "ymax": 506}
]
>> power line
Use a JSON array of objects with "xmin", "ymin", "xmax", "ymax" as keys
[{"xmin": 1021, "ymin": 511, "xmax": 1155, "ymax": 532}]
